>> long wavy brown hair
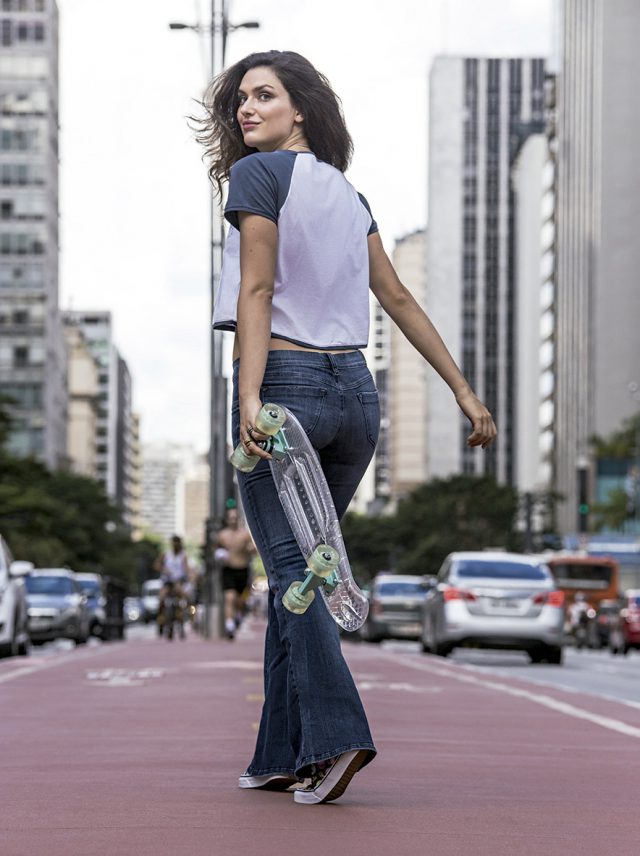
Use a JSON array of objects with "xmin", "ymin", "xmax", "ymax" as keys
[{"xmin": 193, "ymin": 50, "xmax": 353, "ymax": 198}]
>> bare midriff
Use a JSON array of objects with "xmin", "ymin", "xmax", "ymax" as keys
[{"xmin": 232, "ymin": 334, "xmax": 357, "ymax": 361}]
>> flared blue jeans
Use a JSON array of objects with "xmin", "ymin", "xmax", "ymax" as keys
[{"xmin": 231, "ymin": 350, "xmax": 380, "ymax": 778}]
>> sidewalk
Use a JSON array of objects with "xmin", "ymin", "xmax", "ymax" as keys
[{"xmin": 1, "ymin": 620, "xmax": 638, "ymax": 856}]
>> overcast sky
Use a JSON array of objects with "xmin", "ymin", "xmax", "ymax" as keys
[{"xmin": 57, "ymin": 0, "xmax": 554, "ymax": 453}]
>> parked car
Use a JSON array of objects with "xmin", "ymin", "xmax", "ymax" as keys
[
  {"xmin": 420, "ymin": 551, "xmax": 565, "ymax": 664},
  {"xmin": 141, "ymin": 578, "xmax": 163, "ymax": 623},
  {"xmin": 75, "ymin": 573, "xmax": 107, "ymax": 638},
  {"xmin": 124, "ymin": 596, "xmax": 143, "ymax": 624},
  {"xmin": 360, "ymin": 574, "xmax": 435, "ymax": 643},
  {"xmin": 24, "ymin": 569, "xmax": 91, "ymax": 645},
  {"xmin": 0, "ymin": 534, "xmax": 30, "ymax": 657},
  {"xmin": 619, "ymin": 590, "xmax": 640, "ymax": 654},
  {"xmin": 594, "ymin": 599, "xmax": 621, "ymax": 648}
]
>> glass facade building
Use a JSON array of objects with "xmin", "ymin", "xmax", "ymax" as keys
[
  {"xmin": 0, "ymin": 0, "xmax": 66, "ymax": 466},
  {"xmin": 426, "ymin": 57, "xmax": 546, "ymax": 487}
]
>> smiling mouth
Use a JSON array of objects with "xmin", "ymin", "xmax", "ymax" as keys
[{"xmin": 242, "ymin": 123, "xmax": 259, "ymax": 130}]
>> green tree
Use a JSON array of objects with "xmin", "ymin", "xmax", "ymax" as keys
[
  {"xmin": 0, "ymin": 397, "xmax": 141, "ymax": 587},
  {"xmin": 591, "ymin": 413, "xmax": 640, "ymax": 459},
  {"xmin": 342, "ymin": 474, "xmax": 519, "ymax": 581},
  {"xmin": 590, "ymin": 412, "xmax": 640, "ymax": 531}
]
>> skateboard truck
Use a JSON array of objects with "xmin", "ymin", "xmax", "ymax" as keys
[{"xmin": 282, "ymin": 544, "xmax": 340, "ymax": 614}]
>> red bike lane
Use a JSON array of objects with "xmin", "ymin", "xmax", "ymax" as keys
[{"xmin": 0, "ymin": 623, "xmax": 638, "ymax": 856}]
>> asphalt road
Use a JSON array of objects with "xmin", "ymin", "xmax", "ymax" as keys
[
  {"xmin": 1, "ymin": 622, "xmax": 638, "ymax": 856},
  {"xmin": 379, "ymin": 639, "xmax": 640, "ymax": 706}
]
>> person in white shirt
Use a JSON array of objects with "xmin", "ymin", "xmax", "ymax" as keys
[{"xmin": 156, "ymin": 535, "xmax": 190, "ymax": 631}]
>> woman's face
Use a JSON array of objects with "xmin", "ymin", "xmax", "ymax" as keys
[{"xmin": 236, "ymin": 66, "xmax": 303, "ymax": 151}]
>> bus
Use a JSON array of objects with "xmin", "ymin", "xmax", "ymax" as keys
[{"xmin": 544, "ymin": 554, "xmax": 620, "ymax": 608}]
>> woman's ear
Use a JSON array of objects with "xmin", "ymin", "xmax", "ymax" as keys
[{"xmin": 294, "ymin": 110, "xmax": 304, "ymax": 124}]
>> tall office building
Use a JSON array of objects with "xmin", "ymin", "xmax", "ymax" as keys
[
  {"xmin": 0, "ymin": 0, "xmax": 67, "ymax": 467},
  {"xmin": 129, "ymin": 411, "xmax": 142, "ymax": 538},
  {"xmin": 554, "ymin": 0, "xmax": 640, "ymax": 533},
  {"xmin": 389, "ymin": 229, "xmax": 429, "ymax": 499},
  {"xmin": 64, "ymin": 321, "xmax": 99, "ymax": 477},
  {"xmin": 426, "ymin": 56, "xmax": 547, "ymax": 486},
  {"xmin": 369, "ymin": 298, "xmax": 391, "ymax": 508},
  {"xmin": 116, "ymin": 355, "xmax": 139, "ymax": 528},
  {"xmin": 350, "ymin": 296, "xmax": 392, "ymax": 515},
  {"xmin": 64, "ymin": 311, "xmax": 138, "ymax": 526},
  {"xmin": 64, "ymin": 311, "xmax": 118, "ymax": 495},
  {"xmin": 140, "ymin": 442, "xmax": 204, "ymax": 544},
  {"xmin": 182, "ymin": 453, "xmax": 209, "ymax": 548},
  {"xmin": 511, "ymin": 130, "xmax": 556, "ymax": 494}
]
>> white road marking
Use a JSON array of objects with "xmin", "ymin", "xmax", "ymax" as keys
[
  {"xmin": 357, "ymin": 680, "xmax": 442, "ymax": 694},
  {"xmin": 380, "ymin": 652, "xmax": 640, "ymax": 740},
  {"xmin": 85, "ymin": 668, "xmax": 165, "ymax": 687},
  {"xmin": 449, "ymin": 658, "xmax": 640, "ymax": 712},
  {"xmin": 0, "ymin": 646, "xmax": 107, "ymax": 685},
  {"xmin": 189, "ymin": 660, "xmax": 262, "ymax": 670}
]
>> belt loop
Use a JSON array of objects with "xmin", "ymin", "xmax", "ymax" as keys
[{"xmin": 327, "ymin": 353, "xmax": 339, "ymax": 375}]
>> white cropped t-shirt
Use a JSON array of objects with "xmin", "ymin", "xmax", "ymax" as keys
[{"xmin": 212, "ymin": 151, "xmax": 378, "ymax": 350}]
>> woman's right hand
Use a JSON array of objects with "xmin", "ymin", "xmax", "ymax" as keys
[
  {"xmin": 455, "ymin": 389, "xmax": 497, "ymax": 450},
  {"xmin": 239, "ymin": 394, "xmax": 272, "ymax": 461}
]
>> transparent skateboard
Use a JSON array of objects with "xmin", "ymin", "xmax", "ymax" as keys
[{"xmin": 230, "ymin": 404, "xmax": 369, "ymax": 632}]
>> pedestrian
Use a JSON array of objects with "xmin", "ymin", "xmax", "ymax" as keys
[
  {"xmin": 195, "ymin": 50, "xmax": 496, "ymax": 805},
  {"xmin": 214, "ymin": 506, "xmax": 256, "ymax": 638}
]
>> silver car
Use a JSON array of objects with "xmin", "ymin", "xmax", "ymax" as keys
[
  {"xmin": 25, "ymin": 569, "xmax": 91, "ymax": 645},
  {"xmin": 360, "ymin": 574, "xmax": 434, "ymax": 643},
  {"xmin": 420, "ymin": 551, "xmax": 565, "ymax": 664}
]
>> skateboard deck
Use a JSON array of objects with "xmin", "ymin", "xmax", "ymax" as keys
[
  {"xmin": 228, "ymin": 402, "xmax": 366, "ymax": 632},
  {"xmin": 268, "ymin": 406, "xmax": 369, "ymax": 632}
]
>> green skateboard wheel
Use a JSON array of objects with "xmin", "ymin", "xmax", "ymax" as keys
[
  {"xmin": 229, "ymin": 404, "xmax": 286, "ymax": 473},
  {"xmin": 282, "ymin": 581, "xmax": 315, "ymax": 614},
  {"xmin": 229, "ymin": 444, "xmax": 260, "ymax": 473},
  {"xmin": 229, "ymin": 404, "xmax": 284, "ymax": 472},
  {"xmin": 308, "ymin": 545, "xmax": 339, "ymax": 576},
  {"xmin": 256, "ymin": 403, "xmax": 286, "ymax": 435}
]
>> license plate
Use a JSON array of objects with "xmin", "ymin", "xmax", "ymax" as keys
[
  {"xmin": 492, "ymin": 599, "xmax": 519, "ymax": 609},
  {"xmin": 390, "ymin": 623, "xmax": 421, "ymax": 635}
]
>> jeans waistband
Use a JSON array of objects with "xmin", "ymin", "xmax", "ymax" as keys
[{"xmin": 232, "ymin": 349, "xmax": 366, "ymax": 375}]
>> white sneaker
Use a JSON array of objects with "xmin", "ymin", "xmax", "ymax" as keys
[
  {"xmin": 238, "ymin": 772, "xmax": 299, "ymax": 790},
  {"xmin": 293, "ymin": 750, "xmax": 368, "ymax": 804}
]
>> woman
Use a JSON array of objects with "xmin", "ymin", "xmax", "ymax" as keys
[{"xmin": 197, "ymin": 50, "xmax": 496, "ymax": 805}]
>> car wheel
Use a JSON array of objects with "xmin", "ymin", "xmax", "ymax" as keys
[
  {"xmin": 433, "ymin": 641, "xmax": 452, "ymax": 657},
  {"xmin": 545, "ymin": 645, "xmax": 563, "ymax": 665},
  {"xmin": 528, "ymin": 648, "xmax": 544, "ymax": 664},
  {"xmin": 1, "ymin": 618, "xmax": 20, "ymax": 657}
]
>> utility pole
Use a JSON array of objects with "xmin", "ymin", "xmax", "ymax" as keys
[{"xmin": 170, "ymin": 2, "xmax": 259, "ymax": 637}]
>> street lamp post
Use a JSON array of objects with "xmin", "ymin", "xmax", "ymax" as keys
[{"xmin": 170, "ymin": 1, "xmax": 259, "ymax": 637}]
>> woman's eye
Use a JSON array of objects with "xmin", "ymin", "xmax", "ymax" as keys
[{"xmin": 259, "ymin": 93, "xmax": 271, "ymax": 101}]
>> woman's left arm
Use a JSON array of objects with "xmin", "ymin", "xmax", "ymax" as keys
[{"xmin": 236, "ymin": 212, "xmax": 278, "ymax": 458}]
